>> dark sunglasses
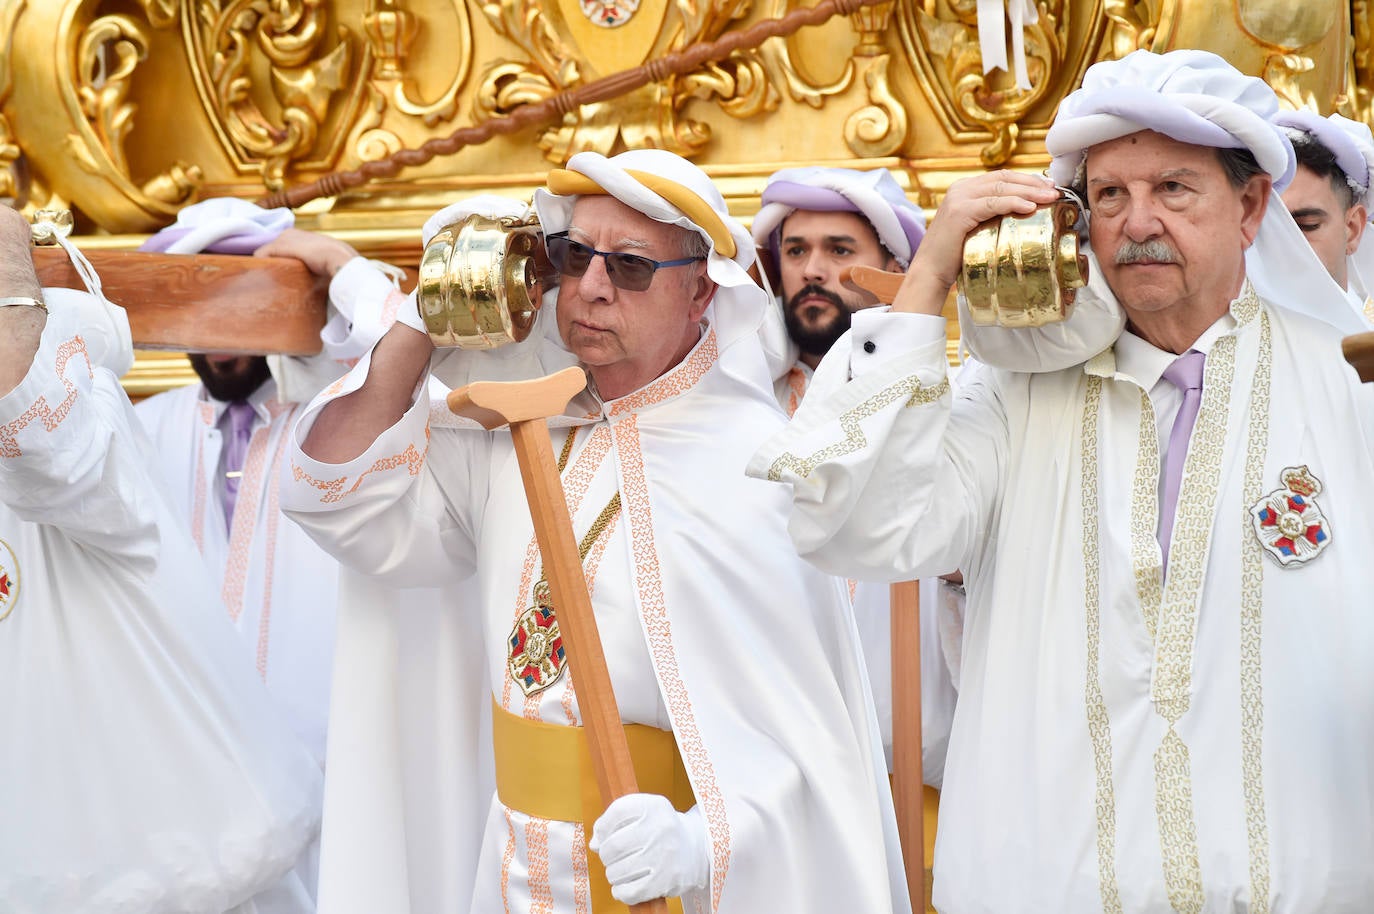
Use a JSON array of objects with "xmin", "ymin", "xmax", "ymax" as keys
[{"xmin": 545, "ymin": 232, "xmax": 703, "ymax": 292}]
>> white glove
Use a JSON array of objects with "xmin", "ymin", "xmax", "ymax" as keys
[{"xmin": 589, "ymin": 795, "xmax": 709, "ymax": 905}]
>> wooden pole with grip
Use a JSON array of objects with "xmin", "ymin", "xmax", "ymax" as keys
[
  {"xmin": 1345, "ymin": 331, "xmax": 1374, "ymax": 382},
  {"xmin": 447, "ymin": 366, "xmax": 670, "ymax": 914},
  {"xmin": 890, "ymin": 580, "xmax": 927, "ymax": 912}
]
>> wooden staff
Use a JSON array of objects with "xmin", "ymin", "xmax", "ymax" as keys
[
  {"xmin": 1345, "ymin": 331, "xmax": 1374, "ymax": 382},
  {"xmin": 446, "ymin": 366, "xmax": 669, "ymax": 914},
  {"xmin": 32, "ymin": 247, "xmax": 329, "ymax": 354},
  {"xmin": 890, "ymin": 580, "xmax": 927, "ymax": 911}
]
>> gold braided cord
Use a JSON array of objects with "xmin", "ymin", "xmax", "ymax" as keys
[
  {"xmin": 539, "ymin": 425, "xmax": 621, "ymax": 591},
  {"xmin": 257, "ymin": 0, "xmax": 882, "ymax": 210}
]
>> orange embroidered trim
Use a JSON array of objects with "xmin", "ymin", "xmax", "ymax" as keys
[
  {"xmin": 381, "ymin": 288, "xmax": 408, "ymax": 327},
  {"xmin": 0, "ymin": 337, "xmax": 92, "ymax": 459},
  {"xmin": 612, "ymin": 414, "xmax": 731, "ymax": 908},
  {"xmin": 785, "ymin": 365, "xmax": 807, "ymax": 418},
  {"xmin": 502, "ymin": 807, "xmax": 516, "ymax": 914},
  {"xmin": 572, "ymin": 822, "xmax": 591, "ymax": 914},
  {"xmin": 291, "ymin": 433, "xmax": 428, "ymax": 504},
  {"xmin": 607, "ymin": 329, "xmax": 718, "ymax": 417},
  {"xmin": 222, "ymin": 418, "xmax": 276, "ymax": 622},
  {"xmin": 526, "ymin": 818, "xmax": 554, "ymax": 914}
]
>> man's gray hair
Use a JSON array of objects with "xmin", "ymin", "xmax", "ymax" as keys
[{"xmin": 680, "ymin": 228, "xmax": 711, "ymax": 260}]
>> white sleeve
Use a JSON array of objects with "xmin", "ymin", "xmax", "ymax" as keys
[
  {"xmin": 747, "ymin": 309, "xmax": 1007, "ymax": 583},
  {"xmin": 281, "ymin": 350, "xmax": 484, "ymax": 588},
  {"xmin": 0, "ymin": 313, "xmax": 158, "ymax": 566}
]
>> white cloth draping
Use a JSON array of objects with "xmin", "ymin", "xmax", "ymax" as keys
[
  {"xmin": 748, "ymin": 285, "xmax": 1374, "ymax": 912},
  {"xmin": 0, "ymin": 295, "xmax": 321, "ymax": 914}
]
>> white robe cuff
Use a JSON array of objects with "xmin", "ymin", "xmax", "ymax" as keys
[{"xmin": 849, "ymin": 308, "xmax": 948, "ymax": 378}]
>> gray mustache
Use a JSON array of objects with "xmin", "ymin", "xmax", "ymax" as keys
[{"xmin": 1115, "ymin": 239, "xmax": 1180, "ymax": 265}]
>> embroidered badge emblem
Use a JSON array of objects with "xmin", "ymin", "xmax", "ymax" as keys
[
  {"xmin": 1249, "ymin": 465, "xmax": 1332, "ymax": 567},
  {"xmin": 0, "ymin": 538, "xmax": 19, "ymax": 622},
  {"xmin": 579, "ymin": 0, "xmax": 640, "ymax": 28},
  {"xmin": 508, "ymin": 581, "xmax": 568, "ymax": 696}
]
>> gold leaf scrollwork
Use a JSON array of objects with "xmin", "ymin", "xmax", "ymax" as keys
[
  {"xmin": 136, "ymin": 0, "xmax": 180, "ymax": 30},
  {"xmin": 900, "ymin": 0, "xmax": 1070, "ymax": 167},
  {"xmin": 477, "ymin": 0, "xmax": 778, "ymax": 158},
  {"xmin": 366, "ymin": 0, "xmax": 474, "ymax": 127},
  {"xmin": 0, "ymin": 0, "xmax": 26, "ymax": 203},
  {"xmin": 845, "ymin": 54, "xmax": 907, "ymax": 157},
  {"xmin": 1103, "ymin": 0, "xmax": 1158, "ymax": 59},
  {"xmin": 759, "ymin": 0, "xmax": 854, "ymax": 109},
  {"xmin": 1350, "ymin": 0, "xmax": 1374, "ymax": 123},
  {"xmin": 1263, "ymin": 53, "xmax": 1319, "ymax": 111},
  {"xmin": 189, "ymin": 0, "xmax": 358, "ymax": 190},
  {"xmin": 75, "ymin": 14, "xmax": 201, "ymax": 206}
]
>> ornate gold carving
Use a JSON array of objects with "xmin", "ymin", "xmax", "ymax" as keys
[
  {"xmin": 377, "ymin": 1, "xmax": 474, "ymax": 126},
  {"xmin": 1103, "ymin": 0, "xmax": 1158, "ymax": 58},
  {"xmin": 362, "ymin": 0, "xmax": 417, "ymax": 81},
  {"xmin": 898, "ymin": 0, "xmax": 1073, "ymax": 167},
  {"xmin": 185, "ymin": 0, "xmax": 361, "ymax": 189},
  {"xmin": 1262, "ymin": 53, "xmax": 1319, "ymax": 110},
  {"xmin": 476, "ymin": 0, "xmax": 779, "ymax": 159},
  {"xmin": 0, "ymin": 0, "xmax": 26, "ymax": 205}
]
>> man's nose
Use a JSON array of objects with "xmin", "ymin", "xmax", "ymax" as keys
[
  {"xmin": 578, "ymin": 251, "xmax": 616, "ymax": 300},
  {"xmin": 1122, "ymin": 193, "xmax": 1165, "ymax": 242},
  {"xmin": 801, "ymin": 249, "xmax": 829, "ymax": 284}
]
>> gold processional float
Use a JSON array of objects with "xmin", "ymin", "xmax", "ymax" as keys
[{"xmin": 4, "ymin": 2, "xmax": 1374, "ymax": 911}]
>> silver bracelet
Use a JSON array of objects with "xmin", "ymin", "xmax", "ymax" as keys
[{"xmin": 0, "ymin": 295, "xmax": 47, "ymax": 312}]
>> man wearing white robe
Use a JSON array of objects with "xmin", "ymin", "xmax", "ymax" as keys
[
  {"xmin": 280, "ymin": 150, "xmax": 908, "ymax": 914},
  {"xmin": 0, "ymin": 206, "xmax": 321, "ymax": 912},
  {"xmin": 750, "ymin": 49, "xmax": 1374, "ymax": 913},
  {"xmin": 1272, "ymin": 110, "xmax": 1374, "ymax": 324},
  {"xmin": 750, "ymin": 165, "xmax": 959, "ymax": 784}
]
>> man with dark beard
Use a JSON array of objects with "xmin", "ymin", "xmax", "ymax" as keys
[
  {"xmin": 750, "ymin": 166, "xmax": 962, "ymax": 809},
  {"xmin": 752, "ymin": 167, "xmax": 928, "ymax": 414}
]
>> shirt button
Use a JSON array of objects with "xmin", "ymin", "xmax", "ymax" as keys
[{"xmin": 863, "ymin": 340, "xmax": 876, "ymax": 354}]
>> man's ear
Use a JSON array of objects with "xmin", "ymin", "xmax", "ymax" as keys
[
  {"xmin": 1238, "ymin": 174, "xmax": 1272, "ymax": 247},
  {"xmin": 1346, "ymin": 203, "xmax": 1369, "ymax": 255},
  {"xmin": 687, "ymin": 268, "xmax": 717, "ymax": 323}
]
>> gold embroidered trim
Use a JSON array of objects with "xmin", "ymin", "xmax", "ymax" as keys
[
  {"xmin": 1152, "ymin": 331, "xmax": 1238, "ymax": 712},
  {"xmin": 1154, "ymin": 729, "xmax": 1205, "ymax": 913},
  {"xmin": 765, "ymin": 374, "xmax": 950, "ymax": 481},
  {"xmin": 1240, "ymin": 309, "xmax": 1273, "ymax": 912},
  {"xmin": 1081, "ymin": 375, "xmax": 1124, "ymax": 913},
  {"xmin": 1130, "ymin": 388, "xmax": 1163, "ymax": 641}
]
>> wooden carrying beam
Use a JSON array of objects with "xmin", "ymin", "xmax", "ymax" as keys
[{"xmin": 32, "ymin": 247, "xmax": 329, "ymax": 355}]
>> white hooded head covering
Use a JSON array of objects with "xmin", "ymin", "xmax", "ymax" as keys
[
  {"xmin": 965, "ymin": 49, "xmax": 1365, "ymax": 373},
  {"xmin": 750, "ymin": 166, "xmax": 927, "ymax": 270},
  {"xmin": 534, "ymin": 149, "xmax": 791, "ymax": 380},
  {"xmin": 1274, "ymin": 109, "xmax": 1374, "ymax": 318}
]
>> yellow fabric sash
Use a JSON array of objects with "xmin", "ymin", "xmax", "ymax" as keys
[{"xmin": 492, "ymin": 699, "xmax": 695, "ymax": 912}]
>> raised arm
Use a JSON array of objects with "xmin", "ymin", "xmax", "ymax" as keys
[{"xmin": 255, "ymin": 228, "xmax": 436, "ymax": 463}]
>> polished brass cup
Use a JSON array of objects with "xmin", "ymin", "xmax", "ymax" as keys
[
  {"xmin": 958, "ymin": 194, "xmax": 1088, "ymax": 328},
  {"xmin": 418, "ymin": 212, "xmax": 552, "ymax": 349}
]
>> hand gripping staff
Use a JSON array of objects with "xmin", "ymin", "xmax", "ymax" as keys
[{"xmin": 446, "ymin": 366, "xmax": 672, "ymax": 914}]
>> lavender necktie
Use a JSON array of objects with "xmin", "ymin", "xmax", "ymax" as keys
[
  {"xmin": 222, "ymin": 400, "xmax": 256, "ymax": 529},
  {"xmin": 1158, "ymin": 349, "xmax": 1206, "ymax": 566}
]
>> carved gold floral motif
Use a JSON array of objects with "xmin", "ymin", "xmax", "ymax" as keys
[
  {"xmin": 475, "ymin": 0, "xmax": 778, "ymax": 159},
  {"xmin": 897, "ymin": 0, "xmax": 1073, "ymax": 166}
]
